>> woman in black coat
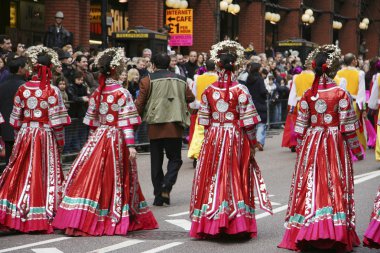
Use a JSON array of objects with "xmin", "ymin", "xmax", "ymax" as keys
[{"xmin": 245, "ymin": 62, "xmax": 268, "ymax": 150}]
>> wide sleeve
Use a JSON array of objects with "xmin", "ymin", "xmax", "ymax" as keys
[
  {"xmin": 83, "ymin": 89, "xmax": 100, "ymax": 127},
  {"xmin": 197, "ymin": 92, "xmax": 211, "ymax": 127},
  {"xmin": 338, "ymin": 91, "xmax": 362, "ymax": 156},
  {"xmin": 356, "ymin": 70, "xmax": 366, "ymax": 110},
  {"xmin": 294, "ymin": 95, "xmax": 310, "ymax": 137},
  {"xmin": 9, "ymin": 88, "xmax": 24, "ymax": 129},
  {"xmin": 118, "ymin": 89, "xmax": 142, "ymax": 146},
  {"xmin": 287, "ymin": 76, "xmax": 297, "ymax": 107},
  {"xmin": 0, "ymin": 113, "xmax": 4, "ymax": 124},
  {"xmin": 238, "ymin": 86, "xmax": 261, "ymax": 128},
  {"xmin": 368, "ymin": 74, "xmax": 379, "ymax": 110}
]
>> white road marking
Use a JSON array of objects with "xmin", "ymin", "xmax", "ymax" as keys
[
  {"xmin": 141, "ymin": 242, "xmax": 184, "ymax": 253},
  {"xmin": 256, "ymin": 205, "xmax": 288, "ymax": 219},
  {"xmin": 32, "ymin": 248, "xmax": 64, "ymax": 253},
  {"xmin": 87, "ymin": 240, "xmax": 143, "ymax": 253},
  {"xmin": 354, "ymin": 170, "xmax": 380, "ymax": 184},
  {"xmin": 165, "ymin": 219, "xmax": 192, "ymax": 231},
  {"xmin": 0, "ymin": 238, "xmax": 71, "ymax": 253},
  {"xmin": 167, "ymin": 211, "xmax": 189, "ymax": 217}
]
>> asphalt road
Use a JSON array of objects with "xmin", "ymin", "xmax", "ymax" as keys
[{"xmin": 0, "ymin": 130, "xmax": 379, "ymax": 253}]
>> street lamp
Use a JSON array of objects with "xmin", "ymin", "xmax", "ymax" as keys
[
  {"xmin": 166, "ymin": 0, "xmax": 189, "ymax": 9},
  {"xmin": 359, "ymin": 18, "xmax": 369, "ymax": 30},
  {"xmin": 332, "ymin": 21, "xmax": 342, "ymax": 30},
  {"xmin": 265, "ymin": 12, "xmax": 281, "ymax": 24},
  {"xmin": 301, "ymin": 9, "xmax": 315, "ymax": 26},
  {"xmin": 220, "ymin": 0, "xmax": 240, "ymax": 14}
]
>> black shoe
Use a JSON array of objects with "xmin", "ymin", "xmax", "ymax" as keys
[
  {"xmin": 193, "ymin": 159, "xmax": 197, "ymax": 168},
  {"xmin": 290, "ymin": 147, "xmax": 296, "ymax": 152},
  {"xmin": 153, "ymin": 195, "xmax": 164, "ymax": 206},
  {"xmin": 161, "ymin": 191, "xmax": 170, "ymax": 205}
]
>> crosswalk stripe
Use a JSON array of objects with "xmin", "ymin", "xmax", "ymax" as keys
[
  {"xmin": 167, "ymin": 211, "xmax": 189, "ymax": 217},
  {"xmin": 165, "ymin": 219, "xmax": 191, "ymax": 231},
  {"xmin": 0, "ymin": 238, "xmax": 71, "ymax": 253},
  {"xmin": 140, "ymin": 242, "xmax": 184, "ymax": 253},
  {"xmin": 87, "ymin": 240, "xmax": 143, "ymax": 253},
  {"xmin": 32, "ymin": 248, "xmax": 64, "ymax": 253}
]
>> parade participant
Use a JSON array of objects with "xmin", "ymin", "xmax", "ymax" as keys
[
  {"xmin": 336, "ymin": 53, "xmax": 367, "ymax": 155},
  {"xmin": 278, "ymin": 45, "xmax": 363, "ymax": 252},
  {"xmin": 187, "ymin": 60, "xmax": 218, "ymax": 167},
  {"xmin": 189, "ymin": 40, "xmax": 272, "ymax": 239},
  {"xmin": 363, "ymin": 187, "xmax": 380, "ymax": 249},
  {"xmin": 367, "ymin": 60, "xmax": 380, "ymax": 161},
  {"xmin": 0, "ymin": 46, "xmax": 70, "ymax": 233},
  {"xmin": 283, "ymin": 65, "xmax": 314, "ymax": 152},
  {"xmin": 53, "ymin": 48, "xmax": 158, "ymax": 236},
  {"xmin": 135, "ymin": 53, "xmax": 194, "ymax": 206}
]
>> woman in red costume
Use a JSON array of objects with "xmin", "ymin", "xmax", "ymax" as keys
[
  {"xmin": 189, "ymin": 40, "xmax": 272, "ymax": 239},
  {"xmin": 363, "ymin": 187, "xmax": 380, "ymax": 249},
  {"xmin": 278, "ymin": 45, "xmax": 363, "ymax": 252},
  {"xmin": 0, "ymin": 46, "xmax": 70, "ymax": 233},
  {"xmin": 53, "ymin": 48, "xmax": 158, "ymax": 236}
]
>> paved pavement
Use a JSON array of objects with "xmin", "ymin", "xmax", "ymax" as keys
[{"xmin": 0, "ymin": 130, "xmax": 379, "ymax": 253}]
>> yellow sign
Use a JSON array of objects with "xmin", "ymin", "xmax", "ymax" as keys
[
  {"xmin": 166, "ymin": 9, "xmax": 193, "ymax": 35},
  {"xmin": 166, "ymin": 9, "xmax": 193, "ymax": 46},
  {"xmin": 115, "ymin": 33, "xmax": 149, "ymax": 39}
]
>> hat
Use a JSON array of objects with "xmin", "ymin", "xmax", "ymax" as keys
[
  {"xmin": 58, "ymin": 51, "xmax": 71, "ymax": 60},
  {"xmin": 55, "ymin": 11, "xmax": 64, "ymax": 19}
]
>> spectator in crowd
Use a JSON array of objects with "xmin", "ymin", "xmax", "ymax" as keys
[
  {"xmin": 44, "ymin": 11, "xmax": 72, "ymax": 48},
  {"xmin": 196, "ymin": 53, "xmax": 204, "ymax": 68},
  {"xmin": 277, "ymin": 77, "xmax": 290, "ymax": 122},
  {"xmin": 359, "ymin": 40, "xmax": 369, "ymax": 59},
  {"xmin": 58, "ymin": 50, "xmax": 74, "ymax": 81},
  {"xmin": 15, "ymin": 43, "xmax": 26, "ymax": 57},
  {"xmin": 0, "ymin": 57, "xmax": 9, "ymax": 84},
  {"xmin": 136, "ymin": 57, "xmax": 149, "ymax": 79},
  {"xmin": 176, "ymin": 53, "xmax": 187, "ymax": 77},
  {"xmin": 169, "ymin": 54, "xmax": 180, "ymax": 75},
  {"xmin": 184, "ymin": 51, "xmax": 198, "ymax": 80},
  {"xmin": 246, "ymin": 62, "xmax": 268, "ymax": 150},
  {"xmin": 266, "ymin": 74, "xmax": 281, "ymax": 128},
  {"xmin": 135, "ymin": 53, "xmax": 195, "ymax": 206},
  {"xmin": 127, "ymin": 68, "xmax": 140, "ymax": 99},
  {"xmin": 55, "ymin": 75, "xmax": 70, "ymax": 109},
  {"xmin": 118, "ymin": 68, "xmax": 128, "ymax": 88},
  {"xmin": 66, "ymin": 70, "xmax": 89, "ymax": 152},
  {"xmin": 0, "ymin": 35, "xmax": 12, "ymax": 58},
  {"xmin": 75, "ymin": 54, "xmax": 98, "ymax": 92},
  {"xmin": 0, "ymin": 55, "xmax": 27, "ymax": 173},
  {"xmin": 142, "ymin": 48, "xmax": 152, "ymax": 59}
]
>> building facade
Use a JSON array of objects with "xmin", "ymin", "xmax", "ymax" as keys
[{"xmin": 0, "ymin": 0, "xmax": 379, "ymax": 58}]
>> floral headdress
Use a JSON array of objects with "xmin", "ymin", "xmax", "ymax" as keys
[
  {"xmin": 94, "ymin": 47, "xmax": 127, "ymax": 75},
  {"xmin": 209, "ymin": 40, "xmax": 245, "ymax": 68},
  {"xmin": 306, "ymin": 44, "xmax": 342, "ymax": 99},
  {"xmin": 25, "ymin": 46, "xmax": 60, "ymax": 90}
]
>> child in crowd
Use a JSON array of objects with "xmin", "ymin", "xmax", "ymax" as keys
[{"xmin": 56, "ymin": 75, "xmax": 70, "ymax": 109}]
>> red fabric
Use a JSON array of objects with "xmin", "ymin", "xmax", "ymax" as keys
[
  {"xmin": 188, "ymin": 114, "xmax": 197, "ymax": 145},
  {"xmin": 281, "ymin": 107, "xmax": 298, "ymax": 148}
]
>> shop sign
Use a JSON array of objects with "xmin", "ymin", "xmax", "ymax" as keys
[{"xmin": 166, "ymin": 9, "xmax": 193, "ymax": 46}]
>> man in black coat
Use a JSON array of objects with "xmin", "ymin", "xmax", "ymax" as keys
[
  {"xmin": 44, "ymin": 11, "xmax": 72, "ymax": 48},
  {"xmin": 0, "ymin": 55, "xmax": 27, "ymax": 173}
]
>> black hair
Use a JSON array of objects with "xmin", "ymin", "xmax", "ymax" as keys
[
  {"xmin": 55, "ymin": 75, "xmax": 68, "ymax": 86},
  {"xmin": 261, "ymin": 68, "xmax": 269, "ymax": 75},
  {"xmin": 314, "ymin": 52, "xmax": 329, "ymax": 77},
  {"xmin": 0, "ymin": 34, "xmax": 10, "ymax": 44},
  {"xmin": 248, "ymin": 62, "xmax": 261, "ymax": 75},
  {"xmin": 7, "ymin": 55, "xmax": 27, "ymax": 74},
  {"xmin": 97, "ymin": 53, "xmax": 113, "ymax": 76},
  {"xmin": 219, "ymin": 53, "xmax": 236, "ymax": 71},
  {"xmin": 343, "ymin": 53, "xmax": 356, "ymax": 66},
  {"xmin": 76, "ymin": 54, "xmax": 87, "ymax": 63},
  {"xmin": 152, "ymin": 53, "xmax": 170, "ymax": 69},
  {"xmin": 73, "ymin": 70, "xmax": 83, "ymax": 79},
  {"xmin": 37, "ymin": 54, "xmax": 52, "ymax": 67},
  {"xmin": 205, "ymin": 59, "xmax": 215, "ymax": 71}
]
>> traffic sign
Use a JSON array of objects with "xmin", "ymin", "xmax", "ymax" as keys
[{"xmin": 166, "ymin": 9, "xmax": 193, "ymax": 46}]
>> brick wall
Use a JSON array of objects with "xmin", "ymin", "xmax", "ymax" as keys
[
  {"xmin": 239, "ymin": 1, "xmax": 265, "ymax": 53},
  {"xmin": 277, "ymin": 0, "xmax": 301, "ymax": 40},
  {"xmin": 190, "ymin": 0, "xmax": 216, "ymax": 53},
  {"xmin": 128, "ymin": 0, "xmax": 164, "ymax": 31},
  {"xmin": 310, "ymin": 0, "xmax": 333, "ymax": 45},
  {"xmin": 45, "ymin": 0, "xmax": 90, "ymax": 48},
  {"xmin": 339, "ymin": 0, "xmax": 360, "ymax": 55},
  {"xmin": 363, "ymin": 1, "xmax": 380, "ymax": 58}
]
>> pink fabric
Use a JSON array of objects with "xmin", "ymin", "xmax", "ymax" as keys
[
  {"xmin": 366, "ymin": 119, "xmax": 377, "ymax": 148},
  {"xmin": 364, "ymin": 219, "xmax": 380, "ymax": 249},
  {"xmin": 351, "ymin": 145, "xmax": 366, "ymax": 162},
  {"xmin": 189, "ymin": 214, "xmax": 257, "ymax": 239},
  {"xmin": 278, "ymin": 219, "xmax": 360, "ymax": 252}
]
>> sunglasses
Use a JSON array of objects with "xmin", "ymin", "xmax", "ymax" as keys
[{"xmin": 127, "ymin": 64, "xmax": 137, "ymax": 70}]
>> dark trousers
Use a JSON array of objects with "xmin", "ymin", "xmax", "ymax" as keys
[
  {"xmin": 0, "ymin": 141, "xmax": 14, "ymax": 174},
  {"xmin": 150, "ymin": 138, "xmax": 183, "ymax": 196}
]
